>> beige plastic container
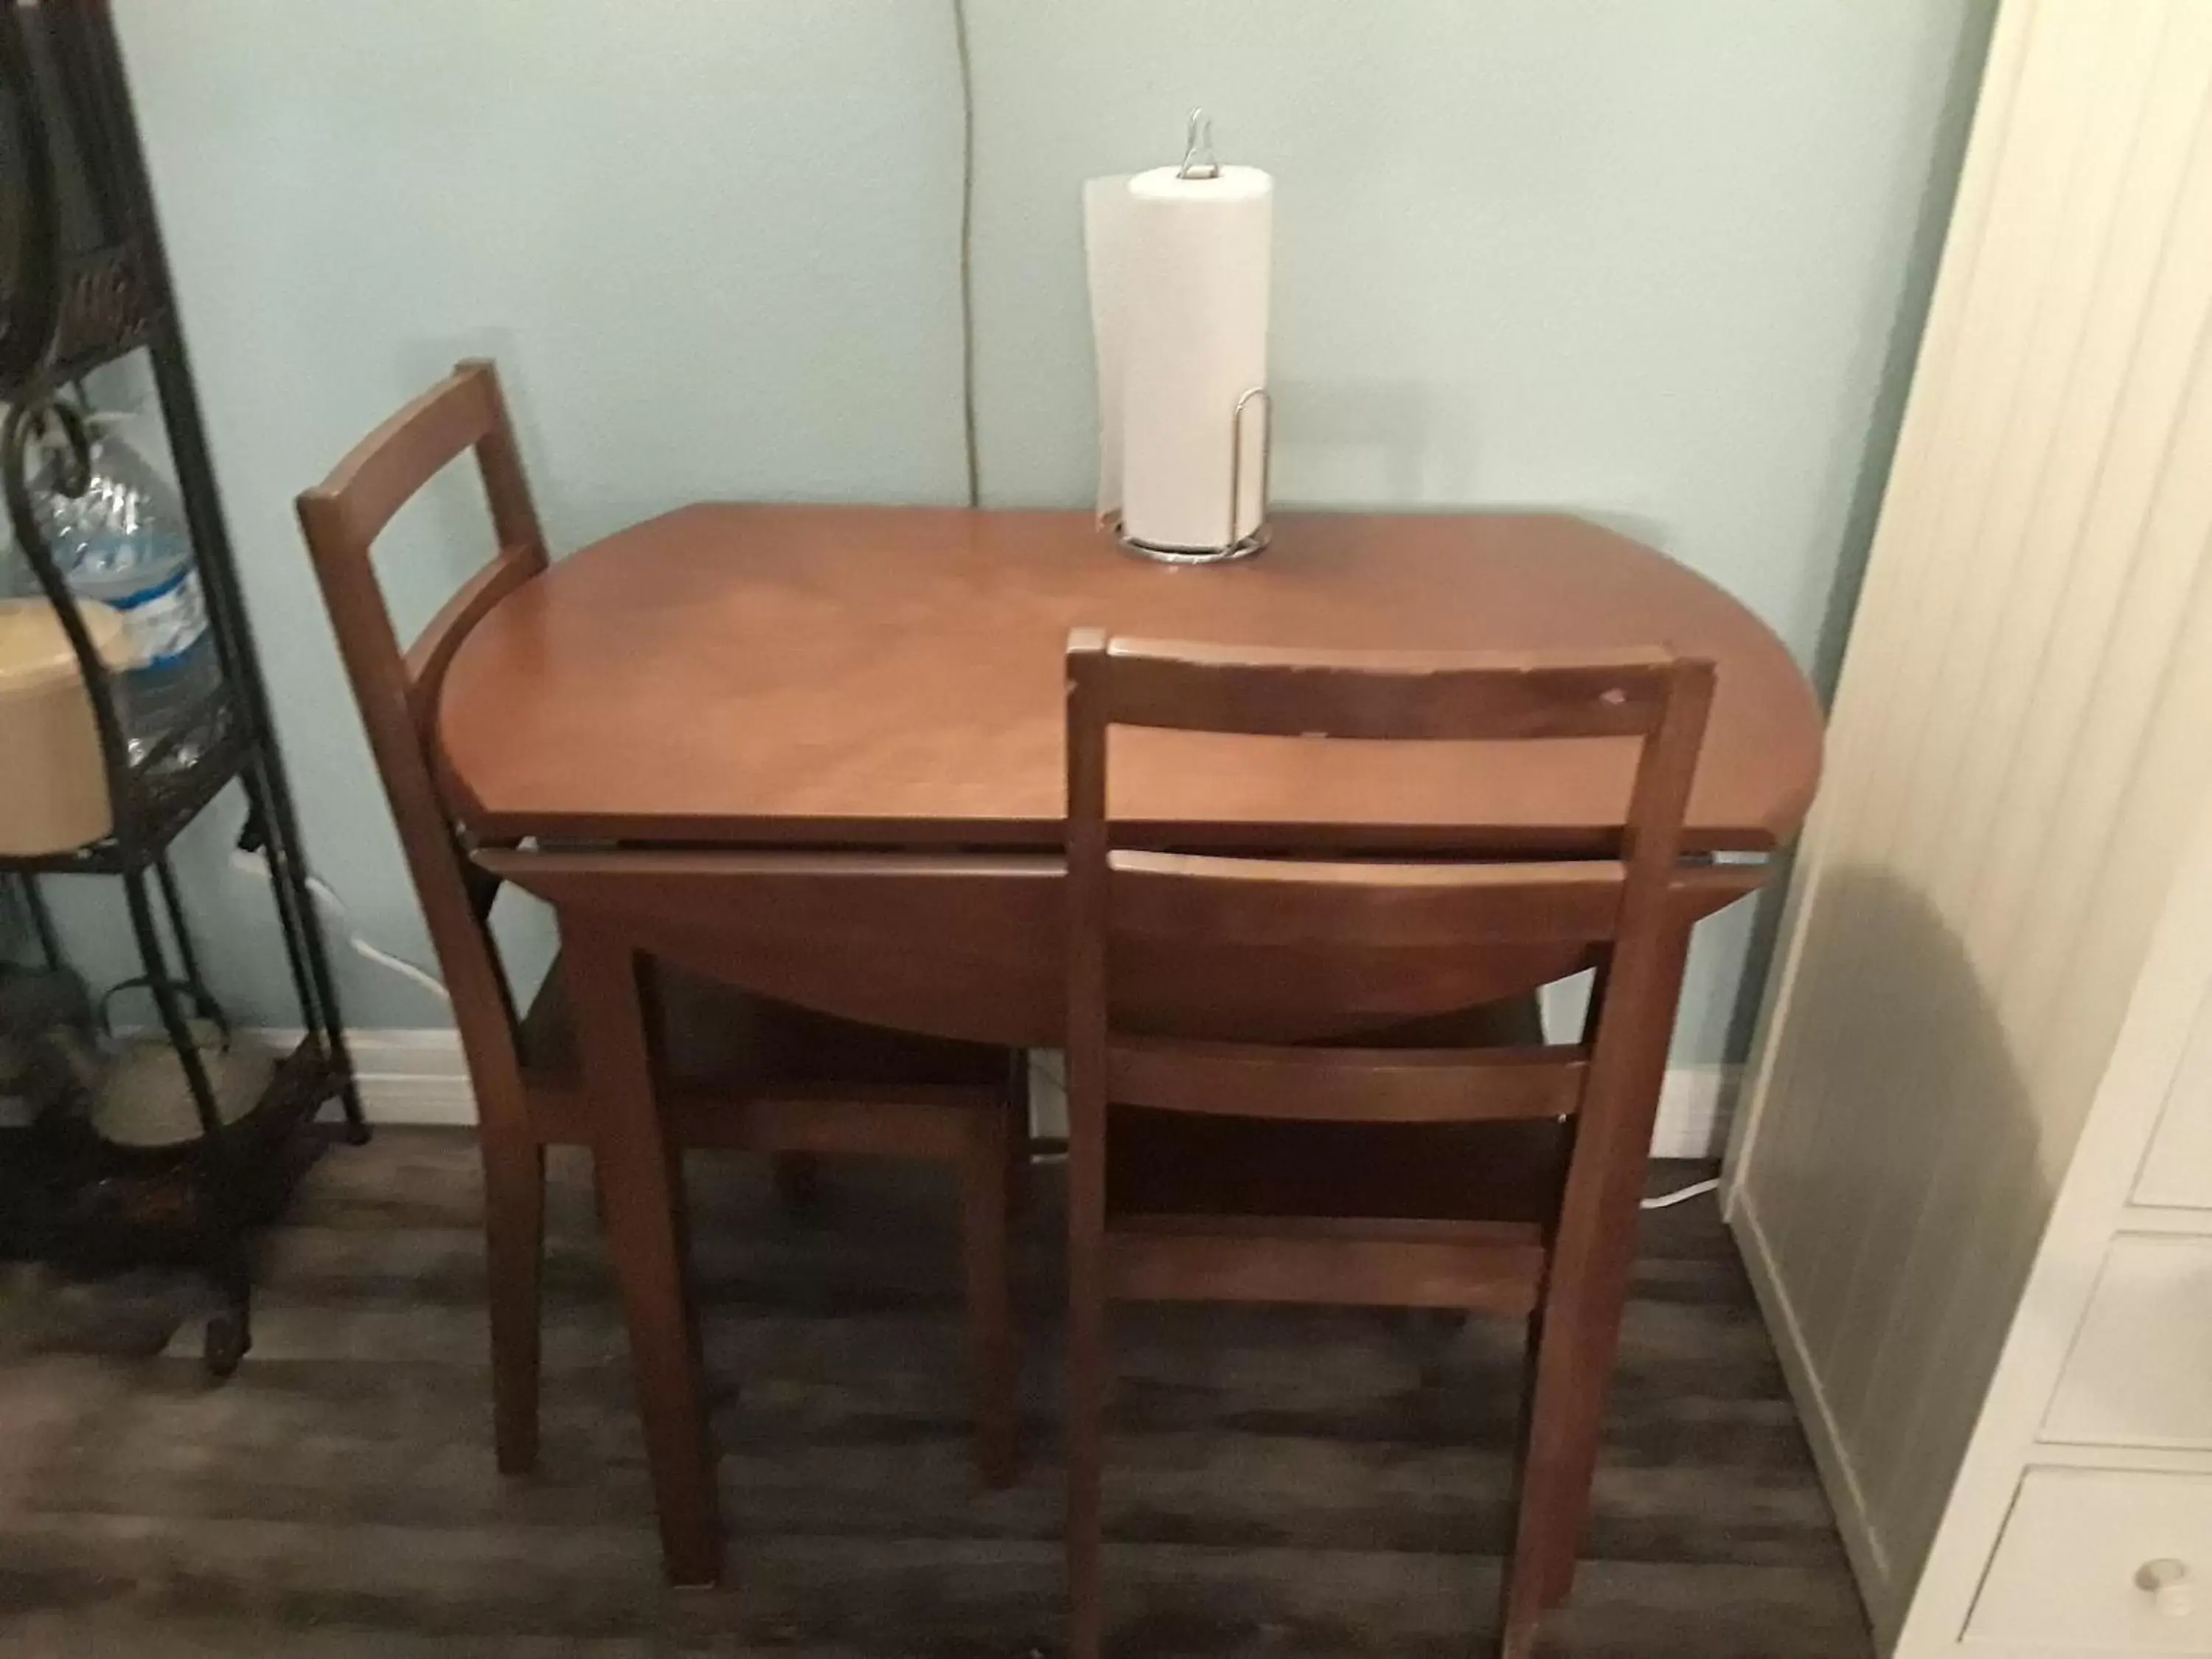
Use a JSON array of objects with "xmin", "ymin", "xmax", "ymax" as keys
[{"xmin": 0, "ymin": 597, "xmax": 134, "ymax": 855}]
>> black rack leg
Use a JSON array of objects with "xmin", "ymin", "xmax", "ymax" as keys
[
  {"xmin": 203, "ymin": 1236, "xmax": 252, "ymax": 1379},
  {"xmin": 125, "ymin": 869, "xmax": 255, "ymax": 1380},
  {"xmin": 14, "ymin": 874, "xmax": 63, "ymax": 970},
  {"xmin": 238, "ymin": 793, "xmax": 328, "ymax": 1061},
  {"xmin": 122, "ymin": 866, "xmax": 225, "ymax": 1142},
  {"xmin": 243, "ymin": 757, "xmax": 366, "ymax": 1141},
  {"xmin": 153, "ymin": 855, "xmax": 211, "ymax": 1007}
]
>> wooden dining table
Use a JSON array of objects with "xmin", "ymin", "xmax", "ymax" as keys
[{"xmin": 434, "ymin": 502, "xmax": 1823, "ymax": 1580}]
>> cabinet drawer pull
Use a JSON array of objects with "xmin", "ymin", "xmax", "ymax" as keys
[{"xmin": 2136, "ymin": 1558, "xmax": 2193, "ymax": 1618}]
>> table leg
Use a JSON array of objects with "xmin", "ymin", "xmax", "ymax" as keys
[{"xmin": 566, "ymin": 918, "xmax": 723, "ymax": 1586}]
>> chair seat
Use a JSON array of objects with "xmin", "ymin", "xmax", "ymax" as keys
[{"xmin": 520, "ymin": 953, "xmax": 1009, "ymax": 1093}]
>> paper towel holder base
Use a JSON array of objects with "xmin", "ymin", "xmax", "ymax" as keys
[
  {"xmin": 1114, "ymin": 386, "xmax": 1272, "ymax": 566},
  {"xmin": 1114, "ymin": 525, "xmax": 1268, "ymax": 566}
]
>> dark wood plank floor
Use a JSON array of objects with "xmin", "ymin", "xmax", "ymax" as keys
[{"xmin": 0, "ymin": 1128, "xmax": 1868, "ymax": 1658}]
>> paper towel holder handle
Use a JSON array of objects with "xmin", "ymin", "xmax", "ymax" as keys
[
  {"xmin": 1114, "ymin": 384, "xmax": 1272, "ymax": 566},
  {"xmin": 1178, "ymin": 108, "xmax": 1220, "ymax": 181},
  {"xmin": 1226, "ymin": 385, "xmax": 1272, "ymax": 549}
]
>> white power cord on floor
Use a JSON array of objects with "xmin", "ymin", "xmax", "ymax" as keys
[
  {"xmin": 230, "ymin": 846, "xmax": 450, "ymax": 1004},
  {"xmin": 1641, "ymin": 1177, "xmax": 1720, "ymax": 1210}
]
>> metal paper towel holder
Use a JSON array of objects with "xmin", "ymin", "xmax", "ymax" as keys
[
  {"xmin": 1116, "ymin": 385, "xmax": 1273, "ymax": 566},
  {"xmin": 1112, "ymin": 111, "xmax": 1271, "ymax": 566}
]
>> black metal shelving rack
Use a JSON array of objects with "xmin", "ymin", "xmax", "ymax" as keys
[{"xmin": 0, "ymin": 0, "xmax": 363, "ymax": 1374}]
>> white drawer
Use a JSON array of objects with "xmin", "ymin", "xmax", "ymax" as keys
[
  {"xmin": 2133, "ymin": 984, "xmax": 2212, "ymax": 1209},
  {"xmin": 2045, "ymin": 1235, "xmax": 2212, "ymax": 1449},
  {"xmin": 1969, "ymin": 1468, "xmax": 2212, "ymax": 1649}
]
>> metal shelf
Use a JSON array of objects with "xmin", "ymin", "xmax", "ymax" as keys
[
  {"xmin": 1, "ymin": 0, "xmax": 364, "ymax": 1376},
  {"xmin": 0, "ymin": 689, "xmax": 248, "ymax": 874},
  {"xmin": 44, "ymin": 246, "xmax": 164, "ymax": 386}
]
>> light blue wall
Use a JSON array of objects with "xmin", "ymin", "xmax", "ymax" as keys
[{"xmin": 49, "ymin": 0, "xmax": 1991, "ymax": 1060}]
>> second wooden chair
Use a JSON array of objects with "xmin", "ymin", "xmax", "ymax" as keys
[
  {"xmin": 1062, "ymin": 631, "xmax": 1713, "ymax": 1659},
  {"xmin": 296, "ymin": 361, "xmax": 1026, "ymax": 1582}
]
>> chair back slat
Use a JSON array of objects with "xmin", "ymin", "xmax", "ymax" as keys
[
  {"xmin": 1093, "ymin": 636, "xmax": 1678, "ymax": 741},
  {"xmin": 1109, "ymin": 938, "xmax": 1601, "ymax": 1043},
  {"xmin": 403, "ymin": 552, "xmax": 541, "ymax": 735},
  {"xmin": 1106, "ymin": 846, "xmax": 1621, "ymax": 1038},
  {"xmin": 1107, "ymin": 1037, "xmax": 1586, "ymax": 1124},
  {"xmin": 307, "ymin": 359, "xmax": 545, "ymax": 560},
  {"xmin": 295, "ymin": 361, "xmax": 546, "ymax": 1135}
]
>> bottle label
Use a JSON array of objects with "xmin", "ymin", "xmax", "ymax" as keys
[{"xmin": 110, "ymin": 565, "xmax": 211, "ymax": 669}]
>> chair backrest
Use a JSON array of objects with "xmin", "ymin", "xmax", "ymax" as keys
[
  {"xmin": 1063, "ymin": 630, "xmax": 1714, "ymax": 1138},
  {"xmin": 294, "ymin": 361, "xmax": 548, "ymax": 1134}
]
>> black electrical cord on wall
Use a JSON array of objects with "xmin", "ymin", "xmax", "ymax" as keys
[{"xmin": 952, "ymin": 0, "xmax": 981, "ymax": 509}]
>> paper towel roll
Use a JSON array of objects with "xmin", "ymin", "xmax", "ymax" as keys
[{"xmin": 1087, "ymin": 164, "xmax": 1273, "ymax": 556}]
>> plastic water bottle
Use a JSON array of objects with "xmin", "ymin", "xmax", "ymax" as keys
[{"xmin": 32, "ymin": 424, "xmax": 224, "ymax": 769}]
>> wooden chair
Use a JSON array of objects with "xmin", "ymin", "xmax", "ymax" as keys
[
  {"xmin": 293, "ymin": 361, "xmax": 1026, "ymax": 1548},
  {"xmin": 1062, "ymin": 631, "xmax": 1714, "ymax": 1659}
]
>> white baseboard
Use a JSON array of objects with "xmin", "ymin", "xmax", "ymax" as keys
[
  {"xmin": 1646, "ymin": 1062, "xmax": 1739, "ymax": 1160},
  {"xmin": 1731, "ymin": 1188, "xmax": 1898, "ymax": 1646},
  {"xmin": 286, "ymin": 1029, "xmax": 1739, "ymax": 1160},
  {"xmin": 317, "ymin": 1028, "xmax": 481, "ymax": 1126}
]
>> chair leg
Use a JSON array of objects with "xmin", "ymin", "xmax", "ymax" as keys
[
  {"xmin": 1498, "ymin": 1307, "xmax": 1579, "ymax": 1659},
  {"xmin": 960, "ymin": 1108, "xmax": 1018, "ymax": 1487},
  {"xmin": 1533, "ymin": 1286, "xmax": 1630, "ymax": 1610},
  {"xmin": 1533, "ymin": 917, "xmax": 1695, "ymax": 1611},
  {"xmin": 1068, "ymin": 1254, "xmax": 1107, "ymax": 1659},
  {"xmin": 481, "ymin": 1132, "xmax": 546, "ymax": 1476}
]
